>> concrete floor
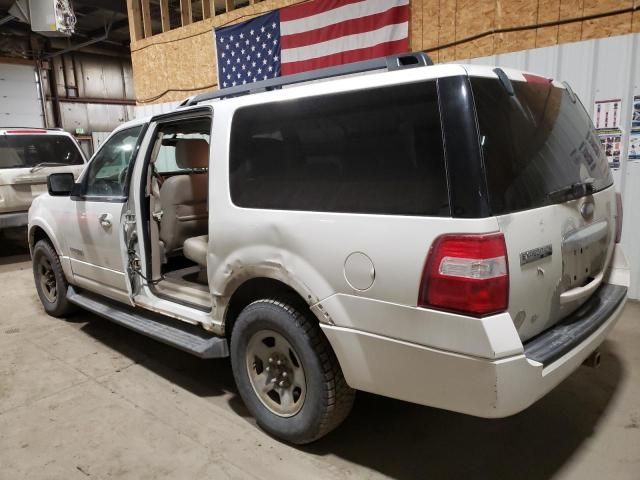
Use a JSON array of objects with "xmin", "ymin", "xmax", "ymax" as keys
[{"xmin": 1, "ymin": 228, "xmax": 639, "ymax": 480}]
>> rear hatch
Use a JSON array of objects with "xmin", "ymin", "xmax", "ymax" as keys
[
  {"xmin": 469, "ymin": 72, "xmax": 617, "ymax": 341},
  {"xmin": 0, "ymin": 130, "xmax": 85, "ymax": 214}
]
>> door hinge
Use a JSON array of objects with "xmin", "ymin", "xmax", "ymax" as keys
[{"xmin": 124, "ymin": 211, "xmax": 136, "ymax": 225}]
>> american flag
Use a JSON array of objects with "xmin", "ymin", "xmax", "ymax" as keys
[{"xmin": 214, "ymin": 0, "xmax": 409, "ymax": 89}]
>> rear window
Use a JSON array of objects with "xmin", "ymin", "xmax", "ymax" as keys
[
  {"xmin": 471, "ymin": 77, "xmax": 613, "ymax": 215},
  {"xmin": 229, "ymin": 81, "xmax": 448, "ymax": 216},
  {"xmin": 0, "ymin": 134, "xmax": 84, "ymax": 169}
]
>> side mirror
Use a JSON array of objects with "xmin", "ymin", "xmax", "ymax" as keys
[{"xmin": 47, "ymin": 173, "xmax": 76, "ymax": 196}]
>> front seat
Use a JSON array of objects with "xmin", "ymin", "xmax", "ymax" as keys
[{"xmin": 159, "ymin": 138, "xmax": 209, "ymax": 255}]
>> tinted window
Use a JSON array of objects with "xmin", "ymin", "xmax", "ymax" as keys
[
  {"xmin": 0, "ymin": 134, "xmax": 84, "ymax": 169},
  {"xmin": 229, "ymin": 81, "xmax": 448, "ymax": 215},
  {"xmin": 471, "ymin": 77, "xmax": 613, "ymax": 215},
  {"xmin": 84, "ymin": 126, "xmax": 143, "ymax": 197}
]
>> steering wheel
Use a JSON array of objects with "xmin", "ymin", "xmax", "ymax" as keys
[{"xmin": 91, "ymin": 179, "xmax": 113, "ymax": 196}]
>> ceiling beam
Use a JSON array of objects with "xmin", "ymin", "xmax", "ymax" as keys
[
  {"xmin": 86, "ymin": 18, "xmax": 129, "ymax": 37},
  {"xmin": 73, "ymin": 0, "xmax": 127, "ymax": 15}
]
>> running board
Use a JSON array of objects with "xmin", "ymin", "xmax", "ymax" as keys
[{"xmin": 67, "ymin": 287, "xmax": 228, "ymax": 359}]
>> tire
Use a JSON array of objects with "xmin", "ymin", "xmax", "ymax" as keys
[
  {"xmin": 230, "ymin": 298, "xmax": 355, "ymax": 444},
  {"xmin": 32, "ymin": 239, "xmax": 75, "ymax": 318}
]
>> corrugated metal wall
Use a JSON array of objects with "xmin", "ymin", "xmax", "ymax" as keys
[
  {"xmin": 462, "ymin": 32, "xmax": 640, "ymax": 299},
  {"xmin": 133, "ymin": 32, "xmax": 640, "ymax": 298},
  {"xmin": 41, "ymin": 52, "xmax": 136, "ymax": 147},
  {"xmin": 134, "ymin": 101, "xmax": 180, "ymax": 119}
]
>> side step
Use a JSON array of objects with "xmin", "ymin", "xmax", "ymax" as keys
[{"xmin": 67, "ymin": 287, "xmax": 229, "ymax": 359}]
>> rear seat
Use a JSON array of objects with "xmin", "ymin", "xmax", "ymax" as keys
[{"xmin": 184, "ymin": 235, "xmax": 208, "ymax": 266}]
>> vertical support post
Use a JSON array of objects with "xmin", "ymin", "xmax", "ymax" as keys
[
  {"xmin": 225, "ymin": 0, "xmax": 235, "ymax": 13},
  {"xmin": 126, "ymin": 0, "xmax": 144, "ymax": 42},
  {"xmin": 202, "ymin": 0, "xmax": 212, "ymax": 19},
  {"xmin": 141, "ymin": 0, "xmax": 152, "ymax": 38},
  {"xmin": 47, "ymin": 59, "xmax": 62, "ymax": 128},
  {"xmin": 160, "ymin": 0, "xmax": 170, "ymax": 32},
  {"xmin": 181, "ymin": 0, "xmax": 192, "ymax": 26}
]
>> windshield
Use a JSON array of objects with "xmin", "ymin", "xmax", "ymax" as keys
[
  {"xmin": 471, "ymin": 77, "xmax": 613, "ymax": 215},
  {"xmin": 0, "ymin": 134, "xmax": 84, "ymax": 169}
]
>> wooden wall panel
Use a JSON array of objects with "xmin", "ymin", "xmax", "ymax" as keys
[
  {"xmin": 454, "ymin": 0, "xmax": 495, "ymax": 59},
  {"xmin": 582, "ymin": 0, "xmax": 632, "ymax": 40},
  {"xmin": 494, "ymin": 0, "xmax": 538, "ymax": 54},
  {"xmin": 438, "ymin": 0, "xmax": 457, "ymax": 62},
  {"xmin": 558, "ymin": 0, "xmax": 584, "ymax": 43},
  {"xmin": 535, "ymin": 0, "xmax": 561, "ymax": 47},
  {"xmin": 421, "ymin": 0, "xmax": 439, "ymax": 62},
  {"xmin": 130, "ymin": 0, "xmax": 637, "ymax": 104},
  {"xmin": 410, "ymin": 0, "xmax": 423, "ymax": 50}
]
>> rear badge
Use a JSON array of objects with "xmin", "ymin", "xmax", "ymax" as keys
[{"xmin": 520, "ymin": 245, "xmax": 552, "ymax": 266}]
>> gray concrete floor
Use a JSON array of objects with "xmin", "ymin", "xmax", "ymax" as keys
[{"xmin": 0, "ymin": 228, "xmax": 639, "ymax": 480}]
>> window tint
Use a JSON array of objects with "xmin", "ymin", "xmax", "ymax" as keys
[
  {"xmin": 229, "ymin": 81, "xmax": 448, "ymax": 216},
  {"xmin": 471, "ymin": 77, "xmax": 613, "ymax": 215},
  {"xmin": 0, "ymin": 134, "xmax": 84, "ymax": 169},
  {"xmin": 84, "ymin": 126, "xmax": 143, "ymax": 197}
]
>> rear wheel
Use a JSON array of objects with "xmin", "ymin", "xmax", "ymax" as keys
[
  {"xmin": 230, "ymin": 298, "xmax": 355, "ymax": 444},
  {"xmin": 32, "ymin": 240, "xmax": 75, "ymax": 317}
]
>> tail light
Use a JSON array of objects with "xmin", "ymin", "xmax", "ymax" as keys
[
  {"xmin": 615, "ymin": 192, "xmax": 623, "ymax": 243},
  {"xmin": 418, "ymin": 233, "xmax": 509, "ymax": 317}
]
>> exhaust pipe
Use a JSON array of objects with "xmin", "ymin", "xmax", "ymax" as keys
[{"xmin": 583, "ymin": 350, "xmax": 601, "ymax": 368}]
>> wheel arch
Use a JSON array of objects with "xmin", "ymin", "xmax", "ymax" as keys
[
  {"xmin": 28, "ymin": 221, "xmax": 73, "ymax": 282},
  {"xmin": 29, "ymin": 223, "xmax": 60, "ymax": 254},
  {"xmin": 223, "ymin": 276, "xmax": 323, "ymax": 339}
]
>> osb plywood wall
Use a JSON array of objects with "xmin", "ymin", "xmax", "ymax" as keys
[{"xmin": 131, "ymin": 0, "xmax": 640, "ymax": 104}]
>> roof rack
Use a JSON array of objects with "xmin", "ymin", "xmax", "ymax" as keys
[{"xmin": 179, "ymin": 52, "xmax": 433, "ymax": 107}]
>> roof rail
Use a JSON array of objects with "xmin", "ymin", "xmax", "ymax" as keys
[{"xmin": 179, "ymin": 52, "xmax": 433, "ymax": 107}]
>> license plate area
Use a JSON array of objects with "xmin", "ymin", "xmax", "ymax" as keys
[{"xmin": 561, "ymin": 221, "xmax": 609, "ymax": 290}]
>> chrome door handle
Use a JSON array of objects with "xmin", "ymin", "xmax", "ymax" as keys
[{"xmin": 98, "ymin": 213, "xmax": 112, "ymax": 228}]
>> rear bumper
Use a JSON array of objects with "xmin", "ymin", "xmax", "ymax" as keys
[
  {"xmin": 321, "ymin": 284, "xmax": 627, "ymax": 418},
  {"xmin": 0, "ymin": 211, "xmax": 28, "ymax": 229}
]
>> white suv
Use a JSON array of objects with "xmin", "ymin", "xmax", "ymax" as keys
[
  {"xmin": 0, "ymin": 128, "xmax": 85, "ymax": 230},
  {"xmin": 28, "ymin": 53, "xmax": 629, "ymax": 444}
]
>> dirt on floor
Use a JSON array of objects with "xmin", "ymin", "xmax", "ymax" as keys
[{"xmin": 1, "ymin": 227, "xmax": 639, "ymax": 480}]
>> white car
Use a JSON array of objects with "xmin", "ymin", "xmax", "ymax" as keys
[
  {"xmin": 0, "ymin": 128, "xmax": 85, "ymax": 230},
  {"xmin": 28, "ymin": 53, "xmax": 629, "ymax": 444}
]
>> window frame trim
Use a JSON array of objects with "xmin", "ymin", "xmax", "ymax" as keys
[{"xmin": 72, "ymin": 124, "xmax": 148, "ymax": 203}]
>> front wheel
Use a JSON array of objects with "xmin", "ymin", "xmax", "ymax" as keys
[
  {"xmin": 32, "ymin": 240, "xmax": 75, "ymax": 317},
  {"xmin": 230, "ymin": 298, "xmax": 355, "ymax": 444}
]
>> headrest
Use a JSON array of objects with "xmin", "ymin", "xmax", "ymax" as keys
[{"xmin": 175, "ymin": 138, "xmax": 209, "ymax": 169}]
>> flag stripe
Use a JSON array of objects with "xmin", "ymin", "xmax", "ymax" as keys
[
  {"xmin": 281, "ymin": 22, "xmax": 408, "ymax": 64},
  {"xmin": 280, "ymin": 0, "xmax": 365, "ymax": 22},
  {"xmin": 280, "ymin": 0, "xmax": 409, "ymax": 36},
  {"xmin": 281, "ymin": 5, "xmax": 409, "ymax": 49},
  {"xmin": 281, "ymin": 38, "xmax": 407, "ymax": 75}
]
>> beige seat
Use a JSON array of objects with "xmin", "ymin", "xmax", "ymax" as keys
[
  {"xmin": 184, "ymin": 235, "xmax": 208, "ymax": 266},
  {"xmin": 159, "ymin": 139, "xmax": 209, "ymax": 254}
]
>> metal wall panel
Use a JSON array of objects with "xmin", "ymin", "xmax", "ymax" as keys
[
  {"xmin": 465, "ymin": 33, "xmax": 640, "ymax": 299},
  {"xmin": 60, "ymin": 102, "xmax": 131, "ymax": 134},
  {"xmin": 91, "ymin": 131, "xmax": 112, "ymax": 152},
  {"xmin": 0, "ymin": 63, "xmax": 44, "ymax": 128},
  {"xmin": 133, "ymin": 101, "xmax": 180, "ymax": 119}
]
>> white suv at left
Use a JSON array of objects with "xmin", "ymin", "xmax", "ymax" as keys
[{"xmin": 0, "ymin": 128, "xmax": 86, "ymax": 230}]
